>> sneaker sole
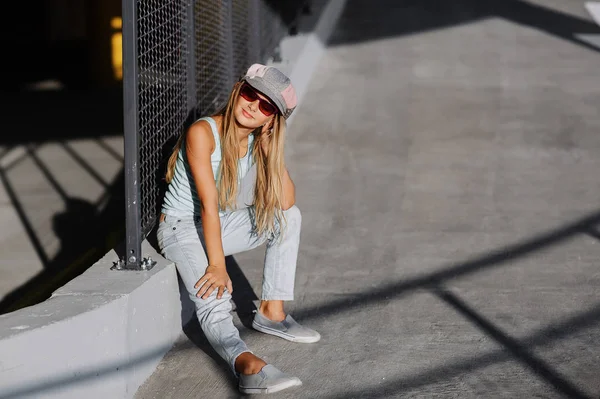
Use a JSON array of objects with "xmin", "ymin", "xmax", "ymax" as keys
[
  {"xmin": 252, "ymin": 321, "xmax": 321, "ymax": 343},
  {"xmin": 239, "ymin": 378, "xmax": 302, "ymax": 394}
]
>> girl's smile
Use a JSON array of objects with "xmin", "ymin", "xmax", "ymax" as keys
[{"xmin": 241, "ymin": 108, "xmax": 253, "ymax": 119}]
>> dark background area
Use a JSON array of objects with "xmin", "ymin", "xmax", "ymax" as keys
[
  {"xmin": 0, "ymin": 0, "xmax": 125, "ymax": 314},
  {"xmin": 2, "ymin": 0, "xmax": 122, "ymax": 91}
]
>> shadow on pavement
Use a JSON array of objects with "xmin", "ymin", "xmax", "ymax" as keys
[
  {"xmin": 329, "ymin": 0, "xmax": 600, "ymax": 54},
  {"xmin": 431, "ymin": 287, "xmax": 591, "ymax": 399},
  {"xmin": 295, "ymin": 210, "xmax": 600, "ymax": 322},
  {"xmin": 324, "ymin": 299, "xmax": 600, "ymax": 399},
  {"xmin": 0, "ymin": 88, "xmax": 126, "ymax": 314},
  {"xmin": 2, "ymin": 209, "xmax": 600, "ymax": 398},
  {"xmin": 1, "ymin": 0, "xmax": 599, "ymax": 396},
  {"xmin": 139, "ymin": 1, "xmax": 600, "ymax": 396}
]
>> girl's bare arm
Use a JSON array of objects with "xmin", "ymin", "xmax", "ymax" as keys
[{"xmin": 185, "ymin": 121, "xmax": 232, "ymax": 299}]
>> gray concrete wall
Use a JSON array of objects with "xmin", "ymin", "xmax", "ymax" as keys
[{"xmin": 0, "ymin": 1, "xmax": 346, "ymax": 398}]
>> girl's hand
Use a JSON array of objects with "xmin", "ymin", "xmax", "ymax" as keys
[{"xmin": 194, "ymin": 264, "xmax": 233, "ymax": 299}]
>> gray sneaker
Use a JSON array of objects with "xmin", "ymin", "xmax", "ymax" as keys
[
  {"xmin": 238, "ymin": 364, "xmax": 302, "ymax": 394},
  {"xmin": 252, "ymin": 311, "xmax": 321, "ymax": 343}
]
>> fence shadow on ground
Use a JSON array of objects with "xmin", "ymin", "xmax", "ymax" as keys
[
  {"xmin": 324, "ymin": 297, "xmax": 600, "ymax": 399},
  {"xmin": 2, "ymin": 0, "xmax": 599, "ymax": 396},
  {"xmin": 328, "ymin": 0, "xmax": 600, "ymax": 54},
  {"xmin": 0, "ymin": 88, "xmax": 125, "ymax": 314}
]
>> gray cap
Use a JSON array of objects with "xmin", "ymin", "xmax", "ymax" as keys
[{"xmin": 241, "ymin": 64, "xmax": 298, "ymax": 119}]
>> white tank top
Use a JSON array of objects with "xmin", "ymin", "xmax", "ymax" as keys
[{"xmin": 161, "ymin": 116, "xmax": 254, "ymax": 217}]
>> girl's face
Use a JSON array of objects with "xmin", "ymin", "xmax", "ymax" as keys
[{"xmin": 234, "ymin": 84, "xmax": 277, "ymax": 130}]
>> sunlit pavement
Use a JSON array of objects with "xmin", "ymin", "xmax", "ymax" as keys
[{"xmin": 138, "ymin": 1, "xmax": 599, "ymax": 398}]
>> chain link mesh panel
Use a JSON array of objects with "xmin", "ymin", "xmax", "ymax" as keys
[
  {"xmin": 231, "ymin": 1, "xmax": 255, "ymax": 80},
  {"xmin": 194, "ymin": 0, "xmax": 230, "ymax": 116},
  {"xmin": 125, "ymin": 0, "xmax": 307, "ymax": 257},
  {"xmin": 137, "ymin": 0, "xmax": 190, "ymax": 235},
  {"xmin": 258, "ymin": 1, "xmax": 286, "ymax": 62}
]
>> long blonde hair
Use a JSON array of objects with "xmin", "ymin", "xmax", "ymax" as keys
[{"xmin": 165, "ymin": 82, "xmax": 286, "ymax": 237}]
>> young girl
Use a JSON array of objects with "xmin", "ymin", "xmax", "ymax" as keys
[{"xmin": 157, "ymin": 64, "xmax": 320, "ymax": 395}]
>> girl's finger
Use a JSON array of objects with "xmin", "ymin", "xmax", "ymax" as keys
[
  {"xmin": 226, "ymin": 280, "xmax": 233, "ymax": 294},
  {"xmin": 202, "ymin": 285, "xmax": 217, "ymax": 300},
  {"xmin": 194, "ymin": 275, "xmax": 210, "ymax": 289},
  {"xmin": 198, "ymin": 278, "xmax": 217, "ymax": 299},
  {"xmin": 196, "ymin": 279, "xmax": 214, "ymax": 297},
  {"xmin": 216, "ymin": 286, "xmax": 225, "ymax": 300}
]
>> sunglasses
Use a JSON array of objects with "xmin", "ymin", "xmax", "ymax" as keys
[{"xmin": 239, "ymin": 83, "xmax": 278, "ymax": 117}]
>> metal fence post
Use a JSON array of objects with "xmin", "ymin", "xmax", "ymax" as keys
[{"xmin": 120, "ymin": 0, "xmax": 142, "ymax": 270}]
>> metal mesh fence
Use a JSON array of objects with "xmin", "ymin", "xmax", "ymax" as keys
[
  {"xmin": 194, "ymin": 0, "xmax": 230, "ymax": 117},
  {"xmin": 122, "ymin": 0, "xmax": 308, "ymax": 268},
  {"xmin": 259, "ymin": 2, "xmax": 288, "ymax": 62},
  {"xmin": 137, "ymin": 0, "xmax": 190, "ymax": 237},
  {"xmin": 231, "ymin": 1, "xmax": 255, "ymax": 80}
]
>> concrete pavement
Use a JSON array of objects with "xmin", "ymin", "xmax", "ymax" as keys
[{"xmin": 135, "ymin": 1, "xmax": 600, "ymax": 398}]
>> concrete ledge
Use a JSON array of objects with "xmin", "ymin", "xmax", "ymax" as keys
[
  {"xmin": 0, "ymin": 2, "xmax": 346, "ymax": 398},
  {"xmin": 0, "ymin": 242, "xmax": 189, "ymax": 399}
]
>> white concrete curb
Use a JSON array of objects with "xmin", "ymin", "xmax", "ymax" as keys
[
  {"xmin": 0, "ymin": 242, "xmax": 187, "ymax": 399},
  {"xmin": 0, "ymin": 1, "xmax": 346, "ymax": 398}
]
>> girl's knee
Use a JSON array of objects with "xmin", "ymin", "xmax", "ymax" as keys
[{"xmin": 269, "ymin": 205, "xmax": 301, "ymax": 242}]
